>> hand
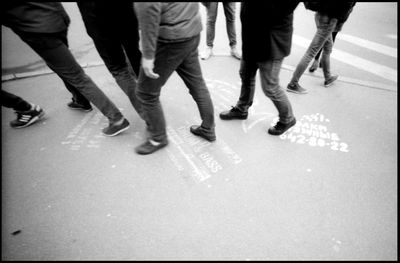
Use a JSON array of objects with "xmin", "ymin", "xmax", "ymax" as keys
[{"xmin": 141, "ymin": 58, "xmax": 159, "ymax": 79}]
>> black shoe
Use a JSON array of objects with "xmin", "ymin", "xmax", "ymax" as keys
[
  {"xmin": 190, "ymin": 125, "xmax": 216, "ymax": 142},
  {"xmin": 135, "ymin": 139, "xmax": 168, "ymax": 155},
  {"xmin": 10, "ymin": 104, "xmax": 45, "ymax": 128},
  {"xmin": 102, "ymin": 118, "xmax": 130, "ymax": 136},
  {"xmin": 268, "ymin": 118, "xmax": 296, "ymax": 136},
  {"xmin": 219, "ymin": 106, "xmax": 248, "ymax": 120},
  {"xmin": 67, "ymin": 101, "xmax": 92, "ymax": 112}
]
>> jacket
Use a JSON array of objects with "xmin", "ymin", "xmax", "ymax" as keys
[
  {"xmin": 240, "ymin": 1, "xmax": 300, "ymax": 62},
  {"xmin": 134, "ymin": 2, "xmax": 202, "ymax": 59},
  {"xmin": 77, "ymin": 1, "xmax": 139, "ymax": 39},
  {"xmin": 315, "ymin": 2, "xmax": 356, "ymax": 23},
  {"xmin": 1, "ymin": 2, "xmax": 70, "ymax": 34}
]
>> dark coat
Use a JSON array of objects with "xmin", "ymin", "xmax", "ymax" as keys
[
  {"xmin": 77, "ymin": 1, "xmax": 139, "ymax": 41},
  {"xmin": 1, "ymin": 2, "xmax": 70, "ymax": 33},
  {"xmin": 313, "ymin": 2, "xmax": 356, "ymax": 23},
  {"xmin": 240, "ymin": 1, "xmax": 300, "ymax": 62}
]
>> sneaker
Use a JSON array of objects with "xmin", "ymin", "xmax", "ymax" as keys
[
  {"xmin": 190, "ymin": 125, "xmax": 216, "ymax": 142},
  {"xmin": 102, "ymin": 118, "xmax": 130, "ymax": 136},
  {"xmin": 67, "ymin": 101, "xmax": 92, "ymax": 112},
  {"xmin": 309, "ymin": 59, "xmax": 319, "ymax": 73},
  {"xmin": 10, "ymin": 104, "xmax": 45, "ymax": 128},
  {"xmin": 268, "ymin": 118, "xmax": 296, "ymax": 136},
  {"xmin": 201, "ymin": 46, "xmax": 213, "ymax": 60},
  {"xmin": 219, "ymin": 106, "xmax": 248, "ymax": 120},
  {"xmin": 324, "ymin": 75, "xmax": 339, "ymax": 87},
  {"xmin": 135, "ymin": 139, "xmax": 168, "ymax": 155},
  {"xmin": 230, "ymin": 46, "xmax": 241, "ymax": 60},
  {"xmin": 287, "ymin": 83, "xmax": 308, "ymax": 94}
]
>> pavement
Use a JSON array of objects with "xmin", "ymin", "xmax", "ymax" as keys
[{"xmin": 1, "ymin": 53, "xmax": 397, "ymax": 260}]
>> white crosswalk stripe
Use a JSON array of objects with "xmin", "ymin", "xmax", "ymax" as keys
[
  {"xmin": 386, "ymin": 34, "xmax": 397, "ymax": 40},
  {"xmin": 292, "ymin": 34, "xmax": 397, "ymax": 82},
  {"xmin": 338, "ymin": 33, "xmax": 397, "ymax": 58}
]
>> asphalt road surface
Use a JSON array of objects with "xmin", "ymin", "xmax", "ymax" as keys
[{"xmin": 1, "ymin": 2, "xmax": 397, "ymax": 260}]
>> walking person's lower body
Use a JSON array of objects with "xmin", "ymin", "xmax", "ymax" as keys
[
  {"xmin": 135, "ymin": 35, "xmax": 215, "ymax": 155},
  {"xmin": 78, "ymin": 3, "xmax": 144, "ymax": 121},
  {"xmin": 14, "ymin": 30, "xmax": 129, "ymax": 136},
  {"xmin": 201, "ymin": 2, "xmax": 241, "ymax": 60},
  {"xmin": 220, "ymin": 59, "xmax": 296, "ymax": 135},
  {"xmin": 287, "ymin": 13, "xmax": 338, "ymax": 94},
  {"xmin": 89, "ymin": 33, "xmax": 144, "ymax": 120}
]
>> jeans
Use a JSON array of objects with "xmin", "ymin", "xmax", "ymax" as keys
[
  {"xmin": 1, "ymin": 90, "xmax": 31, "ymax": 111},
  {"xmin": 290, "ymin": 13, "xmax": 338, "ymax": 83},
  {"xmin": 236, "ymin": 59, "xmax": 294, "ymax": 124},
  {"xmin": 78, "ymin": 2, "xmax": 144, "ymax": 119},
  {"xmin": 314, "ymin": 31, "xmax": 338, "ymax": 61},
  {"xmin": 206, "ymin": 2, "xmax": 237, "ymax": 48},
  {"xmin": 137, "ymin": 35, "xmax": 215, "ymax": 142},
  {"xmin": 15, "ymin": 30, "xmax": 123, "ymax": 123}
]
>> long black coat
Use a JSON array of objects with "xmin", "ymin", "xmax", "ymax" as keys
[{"xmin": 240, "ymin": 1, "xmax": 299, "ymax": 62}]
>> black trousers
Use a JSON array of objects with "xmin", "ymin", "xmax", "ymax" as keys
[
  {"xmin": 14, "ymin": 30, "xmax": 91, "ymax": 107},
  {"xmin": 77, "ymin": 1, "xmax": 143, "ymax": 117},
  {"xmin": 77, "ymin": 1, "xmax": 141, "ymax": 76},
  {"xmin": 1, "ymin": 90, "xmax": 31, "ymax": 111}
]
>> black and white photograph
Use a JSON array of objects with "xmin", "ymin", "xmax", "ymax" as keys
[{"xmin": 1, "ymin": 2, "xmax": 397, "ymax": 260}]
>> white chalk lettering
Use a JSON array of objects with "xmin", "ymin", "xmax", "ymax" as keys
[{"xmin": 280, "ymin": 113, "xmax": 350, "ymax": 153}]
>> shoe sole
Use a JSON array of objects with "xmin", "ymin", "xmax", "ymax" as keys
[
  {"xmin": 268, "ymin": 119, "xmax": 297, "ymax": 136},
  {"xmin": 135, "ymin": 142, "xmax": 168, "ymax": 155},
  {"xmin": 219, "ymin": 115, "xmax": 248, "ymax": 120},
  {"xmin": 286, "ymin": 88, "xmax": 308, "ymax": 94},
  {"xmin": 68, "ymin": 106, "xmax": 93, "ymax": 112},
  {"xmin": 324, "ymin": 80, "xmax": 337, "ymax": 87},
  {"xmin": 190, "ymin": 129, "xmax": 216, "ymax": 142},
  {"xmin": 324, "ymin": 76, "xmax": 339, "ymax": 87},
  {"xmin": 102, "ymin": 124, "xmax": 130, "ymax": 137},
  {"xmin": 12, "ymin": 111, "xmax": 45, "ymax": 129}
]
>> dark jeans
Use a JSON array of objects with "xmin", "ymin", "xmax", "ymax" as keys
[
  {"xmin": 236, "ymin": 59, "xmax": 294, "ymax": 124},
  {"xmin": 78, "ymin": 1, "xmax": 143, "ymax": 118},
  {"xmin": 14, "ymin": 30, "xmax": 123, "ymax": 122},
  {"xmin": 137, "ymin": 35, "xmax": 215, "ymax": 142},
  {"xmin": 1, "ymin": 90, "xmax": 31, "ymax": 111},
  {"xmin": 206, "ymin": 2, "xmax": 237, "ymax": 47}
]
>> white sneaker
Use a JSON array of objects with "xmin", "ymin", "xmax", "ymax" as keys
[
  {"xmin": 201, "ymin": 47, "xmax": 213, "ymax": 60},
  {"xmin": 230, "ymin": 46, "xmax": 241, "ymax": 60}
]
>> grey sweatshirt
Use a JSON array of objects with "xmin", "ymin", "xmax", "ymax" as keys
[{"xmin": 134, "ymin": 2, "xmax": 202, "ymax": 59}]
